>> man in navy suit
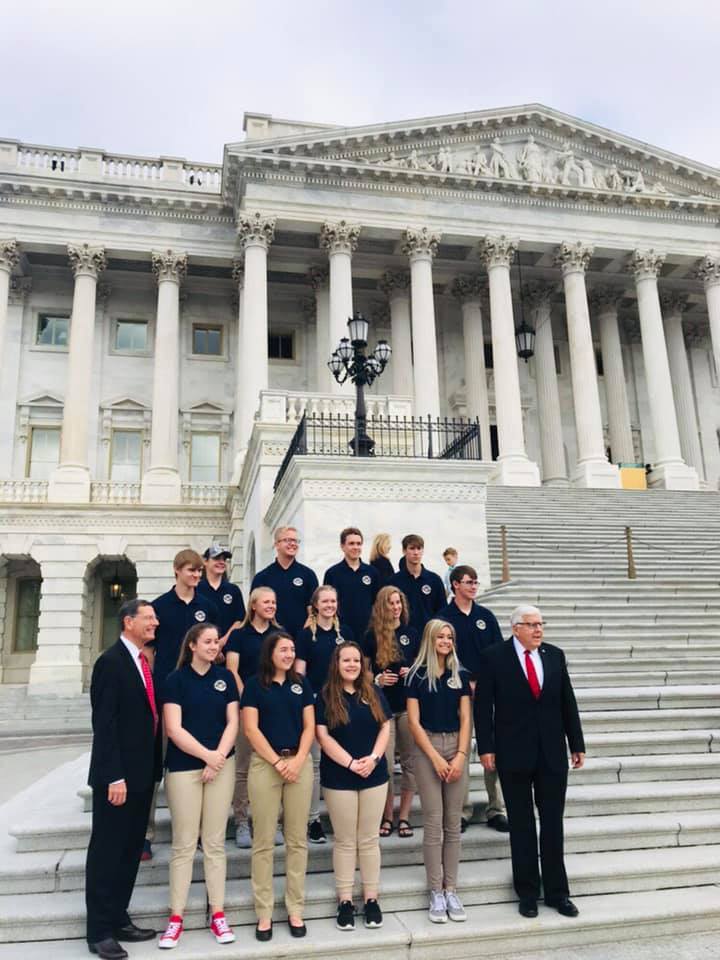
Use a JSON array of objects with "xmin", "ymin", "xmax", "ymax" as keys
[
  {"xmin": 85, "ymin": 599, "xmax": 163, "ymax": 958},
  {"xmin": 474, "ymin": 604, "xmax": 585, "ymax": 919}
]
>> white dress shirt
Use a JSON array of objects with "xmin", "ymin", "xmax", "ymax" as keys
[
  {"xmin": 120, "ymin": 634, "xmax": 147, "ymax": 686},
  {"xmin": 513, "ymin": 636, "xmax": 544, "ymax": 688}
]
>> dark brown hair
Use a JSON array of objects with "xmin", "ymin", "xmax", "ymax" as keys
[
  {"xmin": 449, "ymin": 564, "xmax": 478, "ymax": 592},
  {"xmin": 257, "ymin": 630, "xmax": 300, "ymax": 689},
  {"xmin": 402, "ymin": 534, "xmax": 424, "ymax": 550},
  {"xmin": 340, "ymin": 526, "xmax": 363, "ymax": 544},
  {"xmin": 176, "ymin": 622, "xmax": 220, "ymax": 669},
  {"xmin": 321, "ymin": 641, "xmax": 387, "ymax": 729}
]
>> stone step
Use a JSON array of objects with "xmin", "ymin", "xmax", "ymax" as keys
[
  {"xmin": 575, "ymin": 686, "xmax": 720, "ymax": 710},
  {"xmin": 570, "ymin": 670, "xmax": 720, "ymax": 687},
  {"xmin": 579, "ymin": 707, "xmax": 720, "ymax": 731},
  {"xmin": 584, "ymin": 729, "xmax": 717, "ymax": 756}
]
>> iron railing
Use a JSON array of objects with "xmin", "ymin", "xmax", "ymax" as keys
[{"xmin": 274, "ymin": 414, "xmax": 483, "ymax": 491}]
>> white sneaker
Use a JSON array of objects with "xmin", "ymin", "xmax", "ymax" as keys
[
  {"xmin": 210, "ymin": 912, "xmax": 236, "ymax": 944},
  {"xmin": 274, "ymin": 825, "xmax": 283, "ymax": 846},
  {"xmin": 428, "ymin": 890, "xmax": 447, "ymax": 923},
  {"xmin": 235, "ymin": 822, "xmax": 252, "ymax": 848},
  {"xmin": 158, "ymin": 916, "xmax": 183, "ymax": 949},
  {"xmin": 445, "ymin": 890, "xmax": 467, "ymax": 922}
]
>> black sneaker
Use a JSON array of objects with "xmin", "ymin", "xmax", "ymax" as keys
[
  {"xmin": 364, "ymin": 899, "xmax": 383, "ymax": 928},
  {"xmin": 308, "ymin": 819, "xmax": 327, "ymax": 844},
  {"xmin": 336, "ymin": 900, "xmax": 355, "ymax": 931}
]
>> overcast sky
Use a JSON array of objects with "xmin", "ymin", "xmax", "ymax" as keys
[{"xmin": 2, "ymin": 0, "xmax": 718, "ymax": 168}]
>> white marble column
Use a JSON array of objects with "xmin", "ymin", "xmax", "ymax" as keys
[
  {"xmin": 696, "ymin": 256, "xmax": 720, "ymax": 382},
  {"xmin": 555, "ymin": 242, "xmax": 619, "ymax": 488},
  {"xmin": 236, "ymin": 212, "xmax": 276, "ymax": 450},
  {"xmin": 309, "ymin": 266, "xmax": 332, "ymax": 393},
  {"xmin": 321, "ymin": 220, "xmax": 360, "ymax": 394},
  {"xmin": 231, "ymin": 258, "xmax": 245, "ymax": 482},
  {"xmin": 402, "ymin": 227, "xmax": 442, "ymax": 419},
  {"xmin": 661, "ymin": 292, "xmax": 705, "ymax": 481},
  {"xmin": 141, "ymin": 249, "xmax": 187, "ymax": 504},
  {"xmin": 452, "ymin": 275, "xmax": 492, "ymax": 460},
  {"xmin": 379, "ymin": 270, "xmax": 413, "ymax": 399},
  {"xmin": 525, "ymin": 281, "xmax": 567, "ymax": 485},
  {"xmin": 48, "ymin": 243, "xmax": 106, "ymax": 503},
  {"xmin": 629, "ymin": 249, "xmax": 698, "ymax": 489},
  {"xmin": 478, "ymin": 236, "xmax": 540, "ymax": 486},
  {"xmin": 0, "ymin": 241, "xmax": 19, "ymax": 376},
  {"xmin": 590, "ymin": 286, "xmax": 635, "ymax": 465}
]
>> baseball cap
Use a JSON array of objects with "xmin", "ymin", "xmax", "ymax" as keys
[{"xmin": 203, "ymin": 542, "xmax": 232, "ymax": 560}]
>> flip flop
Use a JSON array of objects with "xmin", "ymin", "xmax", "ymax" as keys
[
  {"xmin": 379, "ymin": 819, "xmax": 394, "ymax": 837},
  {"xmin": 397, "ymin": 819, "xmax": 414, "ymax": 838}
]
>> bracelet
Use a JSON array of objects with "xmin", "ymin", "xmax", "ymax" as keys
[
  {"xmin": 272, "ymin": 757, "xmax": 281, "ymax": 767},
  {"xmin": 457, "ymin": 750, "xmax": 467, "ymax": 757},
  {"xmin": 347, "ymin": 757, "xmax": 354, "ymax": 769}
]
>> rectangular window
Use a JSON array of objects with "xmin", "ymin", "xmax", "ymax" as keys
[
  {"xmin": 110, "ymin": 430, "xmax": 142, "ymax": 482},
  {"xmin": 483, "ymin": 341, "xmax": 494, "ymax": 370},
  {"xmin": 27, "ymin": 427, "xmax": 60, "ymax": 479},
  {"xmin": 268, "ymin": 332, "xmax": 294, "ymax": 360},
  {"xmin": 190, "ymin": 433, "xmax": 220, "ymax": 482},
  {"xmin": 14, "ymin": 579, "xmax": 41, "ymax": 652},
  {"xmin": 36, "ymin": 314, "xmax": 69, "ymax": 347},
  {"xmin": 595, "ymin": 348, "xmax": 604, "ymax": 377},
  {"xmin": 115, "ymin": 320, "xmax": 148, "ymax": 352},
  {"xmin": 554, "ymin": 344, "xmax": 562, "ymax": 376},
  {"xmin": 192, "ymin": 325, "xmax": 223, "ymax": 356}
]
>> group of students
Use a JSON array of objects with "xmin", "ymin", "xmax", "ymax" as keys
[{"xmin": 143, "ymin": 526, "xmax": 507, "ymax": 948}]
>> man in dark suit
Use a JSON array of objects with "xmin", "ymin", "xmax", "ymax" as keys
[
  {"xmin": 474, "ymin": 604, "xmax": 585, "ymax": 919},
  {"xmin": 85, "ymin": 598, "xmax": 163, "ymax": 958}
]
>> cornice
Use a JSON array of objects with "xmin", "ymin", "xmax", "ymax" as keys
[{"xmin": 0, "ymin": 191, "xmax": 233, "ymax": 223}]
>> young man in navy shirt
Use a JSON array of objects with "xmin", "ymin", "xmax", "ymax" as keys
[
  {"xmin": 197, "ymin": 543, "xmax": 246, "ymax": 646},
  {"xmin": 391, "ymin": 534, "xmax": 446, "ymax": 634},
  {"xmin": 323, "ymin": 527, "xmax": 379, "ymax": 643},
  {"xmin": 439, "ymin": 564, "xmax": 508, "ymax": 834},
  {"xmin": 251, "ymin": 525, "xmax": 318, "ymax": 638}
]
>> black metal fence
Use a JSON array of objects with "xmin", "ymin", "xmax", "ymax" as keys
[{"xmin": 274, "ymin": 414, "xmax": 482, "ymax": 491}]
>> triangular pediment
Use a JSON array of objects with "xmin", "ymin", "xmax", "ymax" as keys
[
  {"xmin": 19, "ymin": 393, "xmax": 63, "ymax": 408},
  {"xmin": 225, "ymin": 103, "xmax": 720, "ymax": 209},
  {"xmin": 183, "ymin": 400, "xmax": 228, "ymax": 415},
  {"xmin": 101, "ymin": 396, "xmax": 149, "ymax": 411}
]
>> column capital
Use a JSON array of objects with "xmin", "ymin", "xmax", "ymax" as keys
[
  {"xmin": 308, "ymin": 265, "xmax": 329, "ymax": 290},
  {"xmin": 452, "ymin": 274, "xmax": 487, "ymax": 304},
  {"xmin": 97, "ymin": 282, "xmax": 112, "ymax": 310},
  {"xmin": 696, "ymin": 255, "xmax": 720, "ymax": 288},
  {"xmin": 684, "ymin": 319, "xmax": 709, "ymax": 347},
  {"xmin": 9, "ymin": 275, "xmax": 32, "ymax": 305},
  {"xmin": 628, "ymin": 248, "xmax": 665, "ymax": 281},
  {"xmin": 660, "ymin": 290, "xmax": 690, "ymax": 316},
  {"xmin": 68, "ymin": 243, "xmax": 106, "ymax": 279},
  {"xmin": 589, "ymin": 284, "xmax": 625, "ymax": 312},
  {"xmin": 300, "ymin": 296, "xmax": 316, "ymax": 323},
  {"xmin": 0, "ymin": 239, "xmax": 19, "ymax": 274},
  {"xmin": 378, "ymin": 269, "xmax": 411, "ymax": 297},
  {"xmin": 523, "ymin": 279, "xmax": 557, "ymax": 310},
  {"xmin": 231, "ymin": 257, "xmax": 244, "ymax": 287},
  {"xmin": 554, "ymin": 241, "xmax": 594, "ymax": 276},
  {"xmin": 320, "ymin": 219, "xmax": 360, "ymax": 255},
  {"xmin": 401, "ymin": 227, "xmax": 440, "ymax": 261},
  {"xmin": 237, "ymin": 211, "xmax": 276, "ymax": 251},
  {"xmin": 152, "ymin": 249, "xmax": 188, "ymax": 284},
  {"xmin": 478, "ymin": 235, "xmax": 518, "ymax": 269},
  {"xmin": 371, "ymin": 299, "xmax": 391, "ymax": 325}
]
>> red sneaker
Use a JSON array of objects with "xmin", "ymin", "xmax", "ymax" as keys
[
  {"xmin": 158, "ymin": 916, "xmax": 183, "ymax": 949},
  {"xmin": 210, "ymin": 912, "xmax": 236, "ymax": 944}
]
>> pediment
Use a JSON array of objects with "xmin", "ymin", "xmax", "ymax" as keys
[
  {"xmin": 19, "ymin": 393, "xmax": 63, "ymax": 408},
  {"xmin": 101, "ymin": 396, "xmax": 149, "ymax": 411},
  {"xmin": 226, "ymin": 103, "xmax": 720, "ymax": 210},
  {"xmin": 183, "ymin": 400, "xmax": 228, "ymax": 415}
]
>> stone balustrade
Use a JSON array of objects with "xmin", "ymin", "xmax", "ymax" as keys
[
  {"xmin": 89, "ymin": 481, "xmax": 141, "ymax": 505},
  {"xmin": 181, "ymin": 483, "xmax": 230, "ymax": 506},
  {"xmin": 0, "ymin": 479, "xmax": 49, "ymax": 503},
  {"xmin": 259, "ymin": 389, "xmax": 414, "ymax": 425}
]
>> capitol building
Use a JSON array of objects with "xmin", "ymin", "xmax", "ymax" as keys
[{"xmin": 1, "ymin": 102, "xmax": 719, "ymax": 695}]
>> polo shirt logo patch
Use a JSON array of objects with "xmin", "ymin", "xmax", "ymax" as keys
[
  {"xmin": 447, "ymin": 676, "xmax": 461, "ymax": 689},
  {"xmin": 293, "ymin": 577, "xmax": 304, "ymax": 587},
  {"xmin": 214, "ymin": 679, "xmax": 227, "ymax": 692},
  {"xmin": 194, "ymin": 610, "xmax": 206, "ymax": 622},
  {"xmin": 399, "ymin": 634, "xmax": 410, "ymax": 646},
  {"xmin": 291, "ymin": 683, "xmax": 303, "ymax": 694},
  {"xmin": 362, "ymin": 575, "xmax": 372, "ymax": 585},
  {"xmin": 223, "ymin": 594, "xmax": 233, "ymax": 604},
  {"xmin": 421, "ymin": 584, "xmax": 432, "ymax": 595},
  {"xmin": 335, "ymin": 635, "xmax": 344, "ymax": 645},
  {"xmin": 476, "ymin": 619, "xmax": 486, "ymax": 630}
]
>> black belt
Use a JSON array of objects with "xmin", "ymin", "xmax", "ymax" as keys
[{"xmin": 278, "ymin": 748, "xmax": 298, "ymax": 757}]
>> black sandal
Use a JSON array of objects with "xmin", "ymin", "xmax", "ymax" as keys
[
  {"xmin": 379, "ymin": 818, "xmax": 394, "ymax": 837},
  {"xmin": 397, "ymin": 819, "xmax": 414, "ymax": 838}
]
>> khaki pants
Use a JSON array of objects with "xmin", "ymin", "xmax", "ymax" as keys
[
  {"xmin": 324, "ymin": 783, "xmax": 387, "ymax": 901},
  {"xmin": 385, "ymin": 712, "xmax": 416, "ymax": 801},
  {"xmin": 247, "ymin": 753, "xmax": 313, "ymax": 921},
  {"xmin": 413, "ymin": 732, "xmax": 468, "ymax": 892},
  {"xmin": 165, "ymin": 757, "xmax": 235, "ymax": 915},
  {"xmin": 462, "ymin": 762, "xmax": 505, "ymax": 821},
  {"xmin": 309, "ymin": 739, "xmax": 322, "ymax": 822},
  {"xmin": 232, "ymin": 724, "xmax": 254, "ymax": 826}
]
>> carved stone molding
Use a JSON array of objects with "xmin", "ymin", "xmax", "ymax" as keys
[
  {"xmin": 68, "ymin": 243, "xmax": 106, "ymax": 279},
  {"xmin": 478, "ymin": 236, "xmax": 518, "ymax": 269},
  {"xmin": 308, "ymin": 265, "xmax": 329, "ymax": 290},
  {"xmin": 320, "ymin": 220, "xmax": 361, "ymax": 255},
  {"xmin": 302, "ymin": 479, "xmax": 485, "ymax": 502},
  {"xmin": 370, "ymin": 300, "xmax": 390, "ymax": 325},
  {"xmin": 151, "ymin": 249, "xmax": 188, "ymax": 284},
  {"xmin": 0, "ymin": 239, "xmax": 19, "ymax": 273},
  {"xmin": 622, "ymin": 317, "xmax": 642, "ymax": 343},
  {"xmin": 378, "ymin": 269, "xmax": 411, "ymax": 297},
  {"xmin": 231, "ymin": 258, "xmax": 244, "ymax": 287},
  {"xmin": 96, "ymin": 282, "xmax": 112, "ymax": 311},
  {"xmin": 451, "ymin": 274, "xmax": 488, "ymax": 304},
  {"xmin": 684, "ymin": 319, "xmax": 710, "ymax": 346},
  {"xmin": 589, "ymin": 284, "xmax": 625, "ymax": 312},
  {"xmin": 554, "ymin": 241, "xmax": 593, "ymax": 275},
  {"xmin": 300, "ymin": 296, "xmax": 316, "ymax": 322},
  {"xmin": 523, "ymin": 279, "xmax": 557, "ymax": 309},
  {"xmin": 696, "ymin": 256, "xmax": 720, "ymax": 288},
  {"xmin": 401, "ymin": 227, "xmax": 441, "ymax": 261},
  {"xmin": 8, "ymin": 276, "xmax": 32, "ymax": 305},
  {"xmin": 660, "ymin": 291, "xmax": 690, "ymax": 316},
  {"xmin": 628, "ymin": 249, "xmax": 665, "ymax": 281},
  {"xmin": 237, "ymin": 211, "xmax": 276, "ymax": 250}
]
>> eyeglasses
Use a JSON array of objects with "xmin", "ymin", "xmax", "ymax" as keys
[
  {"xmin": 458, "ymin": 579, "xmax": 478, "ymax": 586},
  {"xmin": 278, "ymin": 538, "xmax": 300, "ymax": 545},
  {"xmin": 517, "ymin": 621, "xmax": 546, "ymax": 629}
]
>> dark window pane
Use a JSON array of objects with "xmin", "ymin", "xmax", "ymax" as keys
[
  {"xmin": 484, "ymin": 342, "xmax": 494, "ymax": 370},
  {"xmin": 193, "ymin": 325, "xmax": 222, "ymax": 355},
  {"xmin": 37, "ymin": 315, "xmax": 69, "ymax": 347},
  {"xmin": 14, "ymin": 579, "xmax": 41, "ymax": 652}
]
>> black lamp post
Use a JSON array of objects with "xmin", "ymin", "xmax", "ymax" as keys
[
  {"xmin": 328, "ymin": 313, "xmax": 392, "ymax": 456},
  {"xmin": 515, "ymin": 250, "xmax": 536, "ymax": 361}
]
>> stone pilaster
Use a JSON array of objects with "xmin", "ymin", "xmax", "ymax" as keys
[
  {"xmin": 231, "ymin": 258, "xmax": 245, "ymax": 481},
  {"xmin": 402, "ymin": 228, "xmax": 441, "ymax": 419},
  {"xmin": 379, "ymin": 270, "xmax": 413, "ymax": 399},
  {"xmin": 661, "ymin": 291, "xmax": 704, "ymax": 480},
  {"xmin": 452, "ymin": 275, "xmax": 492, "ymax": 460},
  {"xmin": 309, "ymin": 266, "xmax": 332, "ymax": 393},
  {"xmin": 696, "ymin": 256, "xmax": 720, "ymax": 386},
  {"xmin": 590, "ymin": 286, "xmax": 635, "ymax": 465},
  {"xmin": 321, "ymin": 220, "xmax": 360, "ymax": 394},
  {"xmin": 0, "ymin": 241, "xmax": 19, "ymax": 371}
]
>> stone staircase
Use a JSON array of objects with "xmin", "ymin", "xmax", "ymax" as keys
[
  {"xmin": 0, "ymin": 686, "xmax": 91, "ymax": 751},
  {"xmin": 1, "ymin": 486, "xmax": 720, "ymax": 957}
]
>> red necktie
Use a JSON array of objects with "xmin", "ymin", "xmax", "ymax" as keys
[
  {"xmin": 139, "ymin": 652, "xmax": 158, "ymax": 733},
  {"xmin": 524, "ymin": 650, "xmax": 541, "ymax": 700}
]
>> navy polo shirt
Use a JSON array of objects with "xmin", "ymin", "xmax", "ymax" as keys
[
  {"xmin": 323, "ymin": 560, "xmax": 379, "ymax": 643},
  {"xmin": 226, "ymin": 623, "xmax": 274, "ymax": 685},
  {"xmin": 151, "ymin": 588, "xmax": 219, "ymax": 700},
  {"xmin": 240, "ymin": 674, "xmax": 314, "ymax": 753},
  {"xmin": 197, "ymin": 577, "xmax": 246, "ymax": 637},
  {"xmin": 438, "ymin": 601, "xmax": 503, "ymax": 679},
  {"xmin": 390, "ymin": 565, "xmax": 446, "ymax": 634},
  {"xmin": 406, "ymin": 668, "xmax": 471, "ymax": 733},
  {"xmin": 295, "ymin": 623, "xmax": 355, "ymax": 694},
  {"xmin": 364, "ymin": 626, "xmax": 420, "ymax": 715},
  {"xmin": 163, "ymin": 664, "xmax": 239, "ymax": 772},
  {"xmin": 251, "ymin": 559, "xmax": 318, "ymax": 640},
  {"xmin": 315, "ymin": 690, "xmax": 391, "ymax": 791}
]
